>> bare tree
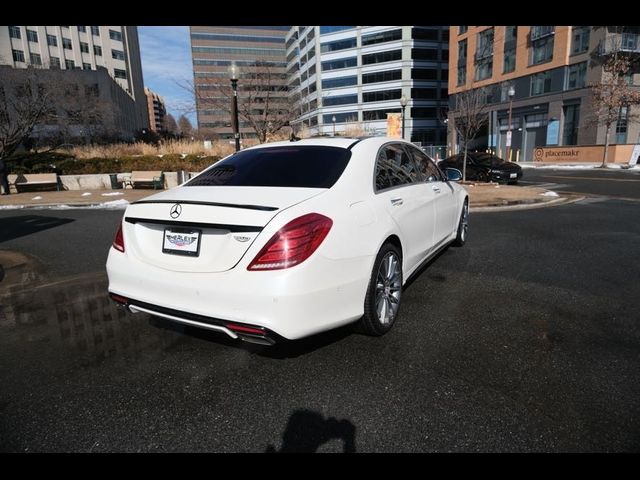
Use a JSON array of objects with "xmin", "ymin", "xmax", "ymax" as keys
[
  {"xmin": 450, "ymin": 87, "xmax": 490, "ymax": 181},
  {"xmin": 178, "ymin": 115, "xmax": 193, "ymax": 138},
  {"xmin": 184, "ymin": 60, "xmax": 293, "ymax": 143},
  {"xmin": 164, "ymin": 113, "xmax": 179, "ymax": 136},
  {"xmin": 0, "ymin": 65, "xmax": 58, "ymax": 159},
  {"xmin": 591, "ymin": 29, "xmax": 640, "ymax": 167}
]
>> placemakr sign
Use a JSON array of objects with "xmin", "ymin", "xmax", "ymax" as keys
[{"xmin": 532, "ymin": 145, "xmax": 634, "ymax": 163}]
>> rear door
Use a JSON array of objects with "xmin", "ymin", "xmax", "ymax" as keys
[
  {"xmin": 406, "ymin": 145, "xmax": 458, "ymax": 246},
  {"xmin": 372, "ymin": 143, "xmax": 437, "ymax": 271}
]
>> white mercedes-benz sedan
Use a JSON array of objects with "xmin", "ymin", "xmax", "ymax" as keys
[{"xmin": 107, "ymin": 137, "xmax": 468, "ymax": 345}]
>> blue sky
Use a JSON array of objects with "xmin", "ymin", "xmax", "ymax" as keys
[{"xmin": 138, "ymin": 26, "xmax": 197, "ymax": 125}]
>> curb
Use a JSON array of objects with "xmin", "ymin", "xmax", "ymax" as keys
[{"xmin": 471, "ymin": 195, "xmax": 584, "ymax": 212}]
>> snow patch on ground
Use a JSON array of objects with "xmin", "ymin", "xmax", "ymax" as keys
[
  {"xmin": 31, "ymin": 196, "xmax": 43, "ymax": 200},
  {"xmin": 101, "ymin": 192, "xmax": 124, "ymax": 196},
  {"xmin": 81, "ymin": 192, "xmax": 92, "ymax": 196},
  {"xmin": 540, "ymin": 191, "xmax": 560, "ymax": 197}
]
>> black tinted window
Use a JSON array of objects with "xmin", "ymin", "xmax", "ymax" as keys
[
  {"xmin": 186, "ymin": 146, "xmax": 351, "ymax": 188},
  {"xmin": 375, "ymin": 144, "xmax": 420, "ymax": 191},
  {"xmin": 407, "ymin": 145, "xmax": 443, "ymax": 182}
]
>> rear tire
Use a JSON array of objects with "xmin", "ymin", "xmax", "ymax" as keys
[
  {"xmin": 452, "ymin": 199, "xmax": 469, "ymax": 247},
  {"xmin": 358, "ymin": 243, "xmax": 403, "ymax": 336}
]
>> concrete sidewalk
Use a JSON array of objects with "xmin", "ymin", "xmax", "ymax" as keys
[{"xmin": 0, "ymin": 183, "xmax": 571, "ymax": 211}]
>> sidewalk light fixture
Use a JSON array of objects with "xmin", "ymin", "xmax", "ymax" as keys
[
  {"xmin": 227, "ymin": 61, "xmax": 241, "ymax": 152},
  {"xmin": 400, "ymin": 95, "xmax": 408, "ymax": 139}
]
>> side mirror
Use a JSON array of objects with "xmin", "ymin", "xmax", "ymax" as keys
[{"xmin": 445, "ymin": 168, "xmax": 462, "ymax": 182}]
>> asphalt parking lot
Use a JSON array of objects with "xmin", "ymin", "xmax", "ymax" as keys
[{"xmin": 0, "ymin": 170, "xmax": 639, "ymax": 452}]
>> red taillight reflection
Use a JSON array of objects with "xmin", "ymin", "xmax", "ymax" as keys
[
  {"xmin": 247, "ymin": 213, "xmax": 333, "ymax": 271},
  {"xmin": 225, "ymin": 323, "xmax": 265, "ymax": 335},
  {"xmin": 113, "ymin": 222, "xmax": 125, "ymax": 252}
]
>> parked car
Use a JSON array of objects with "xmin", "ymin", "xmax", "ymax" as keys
[
  {"xmin": 107, "ymin": 137, "xmax": 469, "ymax": 345},
  {"xmin": 439, "ymin": 152, "xmax": 523, "ymax": 184}
]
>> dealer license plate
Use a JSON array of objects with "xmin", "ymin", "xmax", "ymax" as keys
[
  {"xmin": 510, "ymin": 173, "xmax": 517, "ymax": 178},
  {"xmin": 162, "ymin": 228, "xmax": 201, "ymax": 257}
]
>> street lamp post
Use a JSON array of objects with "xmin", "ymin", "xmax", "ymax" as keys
[
  {"xmin": 506, "ymin": 86, "xmax": 515, "ymax": 162},
  {"xmin": 400, "ymin": 95, "xmax": 408, "ymax": 140},
  {"xmin": 332, "ymin": 115, "xmax": 336, "ymax": 136},
  {"xmin": 228, "ymin": 61, "xmax": 241, "ymax": 152}
]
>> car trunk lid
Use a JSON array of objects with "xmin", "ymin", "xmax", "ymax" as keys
[{"xmin": 123, "ymin": 186, "xmax": 325, "ymax": 273}]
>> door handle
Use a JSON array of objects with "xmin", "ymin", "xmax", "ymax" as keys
[
  {"xmin": 390, "ymin": 198, "xmax": 403, "ymax": 206},
  {"xmin": 432, "ymin": 185, "xmax": 441, "ymax": 193}
]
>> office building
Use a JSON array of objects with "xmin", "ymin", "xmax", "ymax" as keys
[
  {"xmin": 145, "ymin": 87, "xmax": 167, "ymax": 133},
  {"xmin": 1, "ymin": 25, "xmax": 148, "ymax": 135},
  {"xmin": 448, "ymin": 26, "xmax": 640, "ymax": 162},
  {"xmin": 286, "ymin": 26, "xmax": 449, "ymax": 151},
  {"xmin": 190, "ymin": 26, "xmax": 290, "ymax": 139}
]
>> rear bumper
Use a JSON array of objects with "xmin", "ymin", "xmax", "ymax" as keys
[
  {"xmin": 491, "ymin": 171, "xmax": 522, "ymax": 182},
  {"xmin": 106, "ymin": 247, "xmax": 373, "ymax": 341}
]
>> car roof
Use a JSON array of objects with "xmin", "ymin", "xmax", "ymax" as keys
[{"xmin": 243, "ymin": 137, "xmax": 365, "ymax": 151}]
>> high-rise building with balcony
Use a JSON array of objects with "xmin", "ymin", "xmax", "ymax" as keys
[
  {"xmin": 145, "ymin": 87, "xmax": 167, "ymax": 133},
  {"xmin": 448, "ymin": 26, "xmax": 640, "ymax": 162}
]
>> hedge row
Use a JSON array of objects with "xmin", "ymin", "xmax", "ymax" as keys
[{"xmin": 6, "ymin": 153, "xmax": 222, "ymax": 175}]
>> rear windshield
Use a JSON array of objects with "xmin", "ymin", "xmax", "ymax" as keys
[{"xmin": 185, "ymin": 146, "xmax": 352, "ymax": 188}]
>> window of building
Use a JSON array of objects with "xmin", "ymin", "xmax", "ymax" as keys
[
  {"xmin": 503, "ymin": 26, "xmax": 517, "ymax": 73},
  {"xmin": 566, "ymin": 62, "xmax": 587, "ymax": 89},
  {"xmin": 362, "ymin": 50, "xmax": 402, "ymax": 65},
  {"xmin": 323, "ymin": 112, "xmax": 357, "ymax": 123},
  {"xmin": 530, "ymin": 71, "xmax": 552, "ymax": 95},
  {"xmin": 47, "ymin": 34, "xmax": 57, "ymax": 46},
  {"xmin": 12, "ymin": 49, "xmax": 25, "ymax": 63},
  {"xmin": 320, "ymin": 37, "xmax": 356, "ymax": 53},
  {"xmin": 78, "ymin": 26, "xmax": 86, "ymax": 33},
  {"xmin": 323, "ymin": 94, "xmax": 358, "ymax": 106},
  {"xmin": 411, "ymin": 88, "xmax": 438, "ymax": 99},
  {"xmin": 322, "ymin": 76, "xmax": 358, "ymax": 88},
  {"xmin": 571, "ymin": 26, "xmax": 590, "ymax": 54},
  {"xmin": 27, "ymin": 29, "xmax": 38, "ymax": 43},
  {"xmin": 9, "ymin": 26, "xmax": 21, "ymax": 39},
  {"xmin": 62, "ymin": 38, "xmax": 72, "ymax": 50},
  {"xmin": 65, "ymin": 59, "xmax": 75, "ymax": 69},
  {"xmin": 93, "ymin": 45, "xmax": 102, "ymax": 56},
  {"xmin": 321, "ymin": 57, "xmax": 357, "ymax": 71},
  {"xmin": 80, "ymin": 42, "xmax": 89, "ymax": 53},
  {"xmin": 363, "ymin": 89, "xmax": 402, "ymax": 103},
  {"xmin": 363, "ymin": 70, "xmax": 402, "ymax": 84},
  {"xmin": 50, "ymin": 56, "xmax": 60, "ymax": 68},
  {"xmin": 457, "ymin": 66, "xmax": 467, "ymax": 86},
  {"xmin": 362, "ymin": 108, "xmax": 401, "ymax": 121},
  {"xmin": 474, "ymin": 27, "xmax": 494, "ymax": 81},
  {"xmin": 29, "ymin": 53, "xmax": 42, "ymax": 65},
  {"xmin": 91, "ymin": 26, "xmax": 100, "ymax": 36},
  {"xmin": 410, "ymin": 68, "xmax": 438, "ymax": 80},
  {"xmin": 362, "ymin": 29, "xmax": 402, "ymax": 46},
  {"xmin": 83, "ymin": 62, "xmax": 92, "ymax": 70},
  {"xmin": 109, "ymin": 29, "xmax": 122, "ymax": 41},
  {"xmin": 530, "ymin": 26, "xmax": 555, "ymax": 65},
  {"xmin": 319, "ymin": 26, "xmax": 355, "ymax": 35},
  {"xmin": 562, "ymin": 104, "xmax": 580, "ymax": 145},
  {"xmin": 412, "ymin": 48, "xmax": 439, "ymax": 61},
  {"xmin": 615, "ymin": 106, "xmax": 629, "ymax": 143},
  {"xmin": 411, "ymin": 28, "xmax": 439, "ymax": 41},
  {"xmin": 411, "ymin": 107, "xmax": 437, "ymax": 118},
  {"xmin": 114, "ymin": 68, "xmax": 127, "ymax": 79},
  {"xmin": 112, "ymin": 49, "xmax": 125, "ymax": 60},
  {"xmin": 459, "ymin": 26, "xmax": 468, "ymax": 35}
]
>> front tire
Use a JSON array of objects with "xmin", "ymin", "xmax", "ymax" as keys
[
  {"xmin": 452, "ymin": 199, "xmax": 469, "ymax": 247},
  {"xmin": 358, "ymin": 243, "xmax": 403, "ymax": 336}
]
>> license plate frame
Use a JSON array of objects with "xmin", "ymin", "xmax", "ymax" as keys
[{"xmin": 162, "ymin": 227, "xmax": 202, "ymax": 257}]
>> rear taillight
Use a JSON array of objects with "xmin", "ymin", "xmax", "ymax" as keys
[
  {"xmin": 112, "ymin": 222, "xmax": 125, "ymax": 252},
  {"xmin": 247, "ymin": 213, "xmax": 333, "ymax": 271}
]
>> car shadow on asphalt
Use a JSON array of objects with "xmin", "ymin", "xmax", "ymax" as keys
[
  {"xmin": 0, "ymin": 215, "xmax": 75, "ymax": 243},
  {"xmin": 148, "ymin": 315, "xmax": 355, "ymax": 359},
  {"xmin": 402, "ymin": 245, "xmax": 451, "ymax": 293}
]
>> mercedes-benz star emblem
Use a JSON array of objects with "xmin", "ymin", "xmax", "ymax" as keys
[{"xmin": 170, "ymin": 203, "xmax": 182, "ymax": 219}]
